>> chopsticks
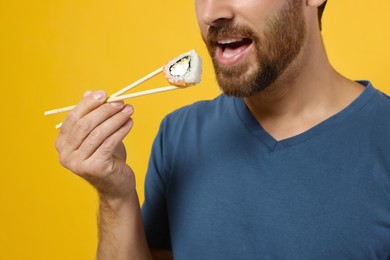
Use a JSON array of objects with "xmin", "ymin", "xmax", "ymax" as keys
[
  {"xmin": 44, "ymin": 66, "xmax": 164, "ymax": 116},
  {"xmin": 110, "ymin": 67, "xmax": 163, "ymax": 98},
  {"xmin": 44, "ymin": 86, "xmax": 182, "ymax": 116},
  {"xmin": 44, "ymin": 85, "xmax": 181, "ymax": 116},
  {"xmin": 44, "ymin": 66, "xmax": 188, "ymax": 128}
]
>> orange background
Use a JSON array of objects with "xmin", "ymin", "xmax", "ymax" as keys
[{"xmin": 0, "ymin": 1, "xmax": 389, "ymax": 259}]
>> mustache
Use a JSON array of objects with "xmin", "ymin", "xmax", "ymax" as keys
[{"xmin": 205, "ymin": 22, "xmax": 257, "ymax": 42}]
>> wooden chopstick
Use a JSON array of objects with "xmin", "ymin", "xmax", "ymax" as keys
[
  {"xmin": 44, "ymin": 66, "xmax": 164, "ymax": 116},
  {"xmin": 107, "ymin": 85, "xmax": 181, "ymax": 102},
  {"xmin": 52, "ymin": 85, "xmax": 182, "ymax": 129},
  {"xmin": 45, "ymin": 85, "xmax": 182, "ymax": 116},
  {"xmin": 110, "ymin": 67, "xmax": 163, "ymax": 98}
]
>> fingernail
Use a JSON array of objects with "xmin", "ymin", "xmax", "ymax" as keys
[
  {"xmin": 93, "ymin": 91, "xmax": 106, "ymax": 101},
  {"xmin": 111, "ymin": 102, "xmax": 124, "ymax": 107},
  {"xmin": 122, "ymin": 105, "xmax": 133, "ymax": 113}
]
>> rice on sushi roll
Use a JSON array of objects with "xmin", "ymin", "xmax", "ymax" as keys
[{"xmin": 163, "ymin": 50, "xmax": 202, "ymax": 87}]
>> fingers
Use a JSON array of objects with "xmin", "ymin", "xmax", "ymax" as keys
[
  {"xmin": 83, "ymin": 90, "xmax": 93, "ymax": 98},
  {"xmin": 59, "ymin": 90, "xmax": 107, "ymax": 136},
  {"xmin": 56, "ymin": 90, "xmax": 134, "ymax": 173},
  {"xmin": 86, "ymin": 117, "xmax": 134, "ymax": 171},
  {"xmin": 64, "ymin": 101, "xmax": 126, "ymax": 152},
  {"xmin": 75, "ymin": 104, "xmax": 134, "ymax": 160}
]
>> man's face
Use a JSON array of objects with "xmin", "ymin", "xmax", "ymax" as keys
[{"xmin": 195, "ymin": 0, "xmax": 307, "ymax": 97}]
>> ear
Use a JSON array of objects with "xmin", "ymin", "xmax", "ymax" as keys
[{"xmin": 307, "ymin": 0, "xmax": 327, "ymax": 8}]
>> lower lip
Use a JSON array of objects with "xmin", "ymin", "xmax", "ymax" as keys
[{"xmin": 216, "ymin": 42, "xmax": 253, "ymax": 67}]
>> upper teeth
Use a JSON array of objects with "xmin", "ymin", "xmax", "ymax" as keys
[{"xmin": 218, "ymin": 38, "xmax": 243, "ymax": 45}]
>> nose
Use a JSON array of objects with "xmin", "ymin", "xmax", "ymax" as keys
[{"xmin": 196, "ymin": 0, "xmax": 235, "ymax": 26}]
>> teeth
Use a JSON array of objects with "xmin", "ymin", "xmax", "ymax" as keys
[{"xmin": 218, "ymin": 38, "xmax": 243, "ymax": 45}]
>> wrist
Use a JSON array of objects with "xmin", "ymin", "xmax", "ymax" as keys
[
  {"xmin": 98, "ymin": 189, "xmax": 139, "ymax": 213},
  {"xmin": 97, "ymin": 189, "xmax": 151, "ymax": 260}
]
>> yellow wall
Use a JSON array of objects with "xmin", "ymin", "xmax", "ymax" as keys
[{"xmin": 0, "ymin": 1, "xmax": 389, "ymax": 259}]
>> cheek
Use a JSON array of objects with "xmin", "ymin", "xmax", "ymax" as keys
[
  {"xmin": 194, "ymin": 0, "xmax": 206, "ymax": 37},
  {"xmin": 198, "ymin": 24, "xmax": 208, "ymax": 41},
  {"xmin": 236, "ymin": 0, "xmax": 285, "ymax": 27},
  {"xmin": 194, "ymin": 0, "xmax": 202, "ymax": 23}
]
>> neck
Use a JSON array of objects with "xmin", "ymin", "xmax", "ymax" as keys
[{"xmin": 243, "ymin": 32, "xmax": 364, "ymax": 141}]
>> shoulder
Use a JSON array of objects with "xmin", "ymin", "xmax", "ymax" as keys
[
  {"xmin": 160, "ymin": 94, "xmax": 236, "ymax": 129},
  {"xmin": 154, "ymin": 94, "xmax": 241, "ymax": 156},
  {"xmin": 362, "ymin": 81, "xmax": 390, "ymax": 121},
  {"xmin": 355, "ymin": 81, "xmax": 390, "ymax": 144}
]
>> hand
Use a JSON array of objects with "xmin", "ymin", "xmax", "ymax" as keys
[{"xmin": 55, "ymin": 90, "xmax": 136, "ymax": 200}]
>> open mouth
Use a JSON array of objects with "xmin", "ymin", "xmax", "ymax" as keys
[{"xmin": 215, "ymin": 38, "xmax": 253, "ymax": 65}]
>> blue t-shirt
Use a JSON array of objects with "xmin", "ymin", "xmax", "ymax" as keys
[{"xmin": 142, "ymin": 81, "xmax": 390, "ymax": 259}]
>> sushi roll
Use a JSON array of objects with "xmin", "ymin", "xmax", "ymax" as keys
[{"xmin": 163, "ymin": 50, "xmax": 202, "ymax": 87}]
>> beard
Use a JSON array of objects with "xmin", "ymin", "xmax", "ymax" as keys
[{"xmin": 203, "ymin": 0, "xmax": 307, "ymax": 97}]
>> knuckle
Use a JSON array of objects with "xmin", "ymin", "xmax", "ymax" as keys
[
  {"xmin": 102, "ymin": 137, "xmax": 116, "ymax": 150},
  {"xmin": 99, "ymin": 104, "xmax": 111, "ymax": 114},
  {"xmin": 58, "ymin": 153, "xmax": 69, "ymax": 168},
  {"xmin": 58, "ymin": 152, "xmax": 81, "ymax": 174},
  {"xmin": 68, "ymin": 160, "xmax": 80, "ymax": 173},
  {"xmin": 55, "ymin": 138, "xmax": 62, "ymax": 152},
  {"xmin": 84, "ymin": 129, "xmax": 103, "ymax": 149},
  {"xmin": 99, "ymin": 103, "xmax": 119, "ymax": 116},
  {"xmin": 89, "ymin": 128, "xmax": 101, "ymax": 140},
  {"xmin": 75, "ymin": 118, "xmax": 92, "ymax": 133},
  {"xmin": 67, "ymin": 110, "xmax": 79, "ymax": 123}
]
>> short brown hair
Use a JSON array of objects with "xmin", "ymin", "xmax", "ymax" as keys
[{"xmin": 318, "ymin": 1, "xmax": 327, "ymax": 30}]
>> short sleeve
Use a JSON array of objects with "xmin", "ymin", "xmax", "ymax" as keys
[{"xmin": 141, "ymin": 118, "xmax": 172, "ymax": 250}]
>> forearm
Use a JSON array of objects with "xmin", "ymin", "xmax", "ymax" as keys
[{"xmin": 97, "ymin": 192, "xmax": 152, "ymax": 260}]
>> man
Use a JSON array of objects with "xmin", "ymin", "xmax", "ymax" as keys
[{"xmin": 55, "ymin": 0, "xmax": 390, "ymax": 259}]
